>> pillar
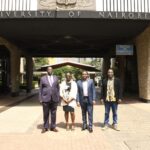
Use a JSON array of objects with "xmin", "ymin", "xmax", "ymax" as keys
[
  {"xmin": 102, "ymin": 57, "xmax": 111, "ymax": 78},
  {"xmin": 136, "ymin": 26, "xmax": 150, "ymax": 102},
  {"xmin": 26, "ymin": 56, "xmax": 33, "ymax": 93},
  {"xmin": 20, "ymin": 57, "xmax": 25, "ymax": 84},
  {"xmin": 0, "ymin": 36, "xmax": 23, "ymax": 96},
  {"xmin": 116, "ymin": 56, "xmax": 126, "ymax": 94},
  {"xmin": 110, "ymin": 58, "xmax": 116, "ymax": 69},
  {"xmin": 10, "ymin": 50, "xmax": 21, "ymax": 96}
]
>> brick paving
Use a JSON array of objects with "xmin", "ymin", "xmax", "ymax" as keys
[
  {"xmin": 0, "ymin": 90, "xmax": 38, "ymax": 112},
  {"xmin": 0, "ymin": 94, "xmax": 150, "ymax": 150}
]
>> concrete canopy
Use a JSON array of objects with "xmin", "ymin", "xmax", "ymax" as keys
[
  {"xmin": 37, "ymin": 61, "xmax": 100, "ymax": 72},
  {"xmin": 0, "ymin": 17, "xmax": 149, "ymax": 57}
]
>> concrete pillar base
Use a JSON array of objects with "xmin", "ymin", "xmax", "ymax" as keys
[{"xmin": 140, "ymin": 98, "xmax": 150, "ymax": 103}]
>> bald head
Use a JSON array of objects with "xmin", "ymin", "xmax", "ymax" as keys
[{"xmin": 47, "ymin": 67, "xmax": 53, "ymax": 75}]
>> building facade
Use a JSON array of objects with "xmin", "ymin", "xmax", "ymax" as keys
[{"xmin": 0, "ymin": 0, "xmax": 150, "ymax": 102}]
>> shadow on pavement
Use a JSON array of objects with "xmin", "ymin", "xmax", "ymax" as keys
[
  {"xmin": 56, "ymin": 122, "xmax": 83, "ymax": 129},
  {"xmin": 94, "ymin": 122, "xmax": 104, "ymax": 127},
  {"xmin": 37, "ymin": 122, "xmax": 83, "ymax": 131},
  {"xmin": 37, "ymin": 124, "xmax": 43, "ymax": 130}
]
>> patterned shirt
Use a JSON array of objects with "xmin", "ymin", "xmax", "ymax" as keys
[{"xmin": 106, "ymin": 78, "xmax": 116, "ymax": 102}]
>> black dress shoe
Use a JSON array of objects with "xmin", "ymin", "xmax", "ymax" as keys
[
  {"xmin": 41, "ymin": 128, "xmax": 48, "ymax": 133},
  {"xmin": 82, "ymin": 125, "xmax": 87, "ymax": 131},
  {"xmin": 50, "ymin": 128, "xmax": 58, "ymax": 132},
  {"xmin": 89, "ymin": 128, "xmax": 93, "ymax": 133}
]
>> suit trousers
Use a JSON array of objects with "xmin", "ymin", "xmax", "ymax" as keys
[
  {"xmin": 81, "ymin": 97, "xmax": 93, "ymax": 129},
  {"xmin": 42, "ymin": 101, "xmax": 58, "ymax": 129}
]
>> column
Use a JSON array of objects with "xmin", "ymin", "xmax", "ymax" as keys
[
  {"xmin": 136, "ymin": 26, "xmax": 150, "ymax": 102},
  {"xmin": 20, "ymin": 57, "xmax": 25, "ymax": 84},
  {"xmin": 116, "ymin": 56, "xmax": 126, "ymax": 94},
  {"xmin": 110, "ymin": 58, "xmax": 116, "ymax": 69},
  {"xmin": 102, "ymin": 57, "xmax": 110, "ymax": 78},
  {"xmin": 10, "ymin": 50, "xmax": 21, "ymax": 96},
  {"xmin": 0, "ymin": 36, "xmax": 22, "ymax": 96},
  {"xmin": 26, "ymin": 55, "xmax": 33, "ymax": 93}
]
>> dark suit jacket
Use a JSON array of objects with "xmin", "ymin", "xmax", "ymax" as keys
[
  {"xmin": 100, "ymin": 78, "xmax": 122, "ymax": 103},
  {"xmin": 76, "ymin": 79, "xmax": 96, "ymax": 105},
  {"xmin": 39, "ymin": 75, "xmax": 60, "ymax": 103}
]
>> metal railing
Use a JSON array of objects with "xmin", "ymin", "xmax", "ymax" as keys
[
  {"xmin": 0, "ymin": 0, "xmax": 35, "ymax": 11},
  {"xmin": 99, "ymin": 0, "xmax": 150, "ymax": 12},
  {"xmin": 0, "ymin": 0, "xmax": 150, "ymax": 13}
]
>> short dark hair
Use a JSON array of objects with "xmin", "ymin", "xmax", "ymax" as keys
[
  {"xmin": 47, "ymin": 66, "xmax": 53, "ymax": 70},
  {"xmin": 65, "ymin": 72, "xmax": 72, "ymax": 75},
  {"xmin": 82, "ymin": 71, "xmax": 88, "ymax": 75},
  {"xmin": 108, "ymin": 68, "xmax": 114, "ymax": 72}
]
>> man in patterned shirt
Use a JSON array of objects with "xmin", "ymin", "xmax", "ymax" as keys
[{"xmin": 101, "ymin": 68, "xmax": 122, "ymax": 131}]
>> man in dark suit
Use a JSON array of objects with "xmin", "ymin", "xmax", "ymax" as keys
[
  {"xmin": 77, "ymin": 71, "xmax": 96, "ymax": 133},
  {"xmin": 39, "ymin": 67, "xmax": 60, "ymax": 133},
  {"xmin": 101, "ymin": 68, "xmax": 122, "ymax": 131}
]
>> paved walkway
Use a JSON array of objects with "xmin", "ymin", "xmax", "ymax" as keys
[
  {"xmin": 0, "ymin": 95, "xmax": 150, "ymax": 150},
  {"xmin": 0, "ymin": 89, "xmax": 38, "ymax": 112}
]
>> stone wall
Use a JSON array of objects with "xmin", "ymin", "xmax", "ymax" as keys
[
  {"xmin": 37, "ymin": 0, "xmax": 96, "ymax": 10},
  {"xmin": 136, "ymin": 26, "xmax": 150, "ymax": 101}
]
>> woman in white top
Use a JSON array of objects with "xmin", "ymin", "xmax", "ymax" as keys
[{"xmin": 60, "ymin": 72, "xmax": 77, "ymax": 131}]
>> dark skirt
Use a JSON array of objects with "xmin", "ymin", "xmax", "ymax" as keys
[{"xmin": 63, "ymin": 105, "xmax": 74, "ymax": 112}]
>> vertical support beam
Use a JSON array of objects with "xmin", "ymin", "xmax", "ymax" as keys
[
  {"xmin": 102, "ymin": 57, "xmax": 110, "ymax": 78},
  {"xmin": 26, "ymin": 55, "xmax": 33, "ymax": 93},
  {"xmin": 110, "ymin": 58, "xmax": 116, "ymax": 69},
  {"xmin": 0, "ymin": 37, "xmax": 24, "ymax": 96},
  {"xmin": 10, "ymin": 50, "xmax": 21, "ymax": 96},
  {"xmin": 116, "ymin": 56, "xmax": 126, "ymax": 94},
  {"xmin": 136, "ymin": 26, "xmax": 150, "ymax": 102},
  {"xmin": 1, "ymin": 58, "xmax": 7, "ymax": 92},
  {"xmin": 20, "ymin": 57, "xmax": 24, "ymax": 84}
]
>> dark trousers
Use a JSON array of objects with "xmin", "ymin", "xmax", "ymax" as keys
[
  {"xmin": 104, "ymin": 101, "xmax": 118, "ymax": 125},
  {"xmin": 42, "ymin": 102, "xmax": 58, "ymax": 129},
  {"xmin": 81, "ymin": 97, "xmax": 93, "ymax": 129}
]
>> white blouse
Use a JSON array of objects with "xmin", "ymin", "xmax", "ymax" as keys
[{"xmin": 60, "ymin": 80, "xmax": 77, "ymax": 108}]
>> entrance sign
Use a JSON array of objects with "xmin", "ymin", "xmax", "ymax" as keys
[{"xmin": 116, "ymin": 45, "xmax": 134, "ymax": 55}]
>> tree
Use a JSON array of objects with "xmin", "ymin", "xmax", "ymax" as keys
[
  {"xmin": 33, "ymin": 57, "xmax": 49, "ymax": 69},
  {"xmin": 82, "ymin": 58, "xmax": 102, "ymax": 76},
  {"xmin": 53, "ymin": 66, "xmax": 82, "ymax": 81}
]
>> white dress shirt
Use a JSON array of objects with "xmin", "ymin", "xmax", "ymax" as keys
[
  {"xmin": 47, "ymin": 75, "xmax": 54, "ymax": 86},
  {"xmin": 82, "ymin": 80, "xmax": 88, "ymax": 96}
]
